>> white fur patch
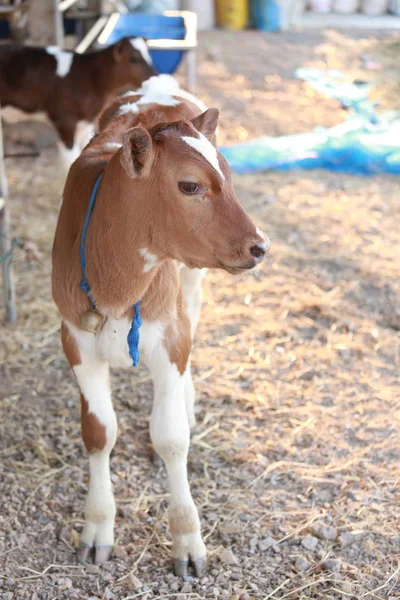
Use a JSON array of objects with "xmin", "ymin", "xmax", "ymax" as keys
[
  {"xmin": 73, "ymin": 359, "xmax": 113, "ymax": 427},
  {"xmin": 140, "ymin": 76, "xmax": 207, "ymax": 111},
  {"xmin": 46, "ymin": 46, "xmax": 73, "ymax": 77},
  {"xmin": 117, "ymin": 76, "xmax": 208, "ymax": 115},
  {"xmin": 118, "ymin": 102, "xmax": 139, "ymax": 116},
  {"xmin": 63, "ymin": 323, "xmax": 114, "ymax": 424},
  {"xmin": 182, "ymin": 133, "xmax": 225, "ymax": 180},
  {"xmin": 136, "ymin": 75, "xmax": 181, "ymax": 107},
  {"xmin": 104, "ymin": 142, "xmax": 123, "ymax": 151},
  {"xmin": 65, "ymin": 318, "xmax": 165, "ymax": 370},
  {"xmin": 120, "ymin": 89, "xmax": 137, "ymax": 98},
  {"xmin": 131, "ymin": 37, "xmax": 152, "ymax": 65},
  {"xmin": 135, "ymin": 75, "xmax": 208, "ymax": 112},
  {"xmin": 139, "ymin": 248, "xmax": 158, "ymax": 273}
]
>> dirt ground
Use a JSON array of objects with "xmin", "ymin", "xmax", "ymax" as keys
[{"xmin": 1, "ymin": 29, "xmax": 400, "ymax": 600}]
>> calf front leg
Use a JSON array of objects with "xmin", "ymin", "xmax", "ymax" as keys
[
  {"xmin": 61, "ymin": 323, "xmax": 117, "ymax": 565},
  {"xmin": 148, "ymin": 344, "xmax": 206, "ymax": 578}
]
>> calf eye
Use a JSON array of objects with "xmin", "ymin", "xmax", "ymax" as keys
[{"xmin": 179, "ymin": 181, "xmax": 200, "ymax": 195}]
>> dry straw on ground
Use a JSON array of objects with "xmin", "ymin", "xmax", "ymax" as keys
[{"xmin": 1, "ymin": 29, "xmax": 400, "ymax": 600}]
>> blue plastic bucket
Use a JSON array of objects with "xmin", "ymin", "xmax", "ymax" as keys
[
  {"xmin": 64, "ymin": 18, "xmax": 77, "ymax": 35},
  {"xmin": 0, "ymin": 20, "xmax": 10, "ymax": 40},
  {"xmin": 250, "ymin": 0, "xmax": 281, "ymax": 32},
  {"xmin": 104, "ymin": 14, "xmax": 186, "ymax": 75}
]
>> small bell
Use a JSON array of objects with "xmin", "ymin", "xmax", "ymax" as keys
[{"xmin": 80, "ymin": 309, "xmax": 104, "ymax": 335}]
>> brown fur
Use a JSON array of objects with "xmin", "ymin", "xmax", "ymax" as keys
[
  {"xmin": 61, "ymin": 321, "xmax": 81, "ymax": 367},
  {"xmin": 0, "ymin": 39, "xmax": 156, "ymax": 148},
  {"xmin": 80, "ymin": 394, "xmax": 107, "ymax": 454}
]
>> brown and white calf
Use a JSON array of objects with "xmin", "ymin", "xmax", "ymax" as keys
[
  {"xmin": 0, "ymin": 38, "xmax": 156, "ymax": 169},
  {"xmin": 52, "ymin": 75, "xmax": 269, "ymax": 576}
]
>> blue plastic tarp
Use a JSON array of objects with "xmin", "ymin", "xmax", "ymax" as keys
[{"xmin": 220, "ymin": 68, "xmax": 400, "ymax": 176}]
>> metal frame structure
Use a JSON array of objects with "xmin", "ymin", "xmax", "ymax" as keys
[
  {"xmin": 0, "ymin": 0, "xmax": 30, "ymax": 41},
  {"xmin": 0, "ymin": 105, "xmax": 17, "ymax": 323},
  {"xmin": 76, "ymin": 10, "xmax": 198, "ymax": 92}
]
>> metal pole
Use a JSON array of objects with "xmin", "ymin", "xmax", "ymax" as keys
[
  {"xmin": 0, "ymin": 105, "xmax": 17, "ymax": 323},
  {"xmin": 54, "ymin": 0, "xmax": 64, "ymax": 48},
  {"xmin": 186, "ymin": 49, "xmax": 196, "ymax": 94},
  {"xmin": 75, "ymin": 15, "xmax": 108, "ymax": 53}
]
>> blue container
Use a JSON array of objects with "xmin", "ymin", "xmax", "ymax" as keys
[
  {"xmin": 104, "ymin": 14, "xmax": 186, "ymax": 75},
  {"xmin": 250, "ymin": 0, "xmax": 281, "ymax": 32},
  {"xmin": 0, "ymin": 20, "xmax": 10, "ymax": 40},
  {"xmin": 64, "ymin": 18, "xmax": 77, "ymax": 35}
]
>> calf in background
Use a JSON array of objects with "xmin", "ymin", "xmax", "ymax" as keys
[{"xmin": 0, "ymin": 37, "xmax": 156, "ymax": 170}]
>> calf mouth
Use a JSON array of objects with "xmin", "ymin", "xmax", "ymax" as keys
[{"xmin": 221, "ymin": 260, "xmax": 261, "ymax": 275}]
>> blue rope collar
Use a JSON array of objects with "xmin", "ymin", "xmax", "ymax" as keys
[{"xmin": 79, "ymin": 173, "xmax": 142, "ymax": 367}]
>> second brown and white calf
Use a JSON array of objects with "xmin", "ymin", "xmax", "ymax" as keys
[
  {"xmin": 52, "ymin": 75, "xmax": 269, "ymax": 576},
  {"xmin": 0, "ymin": 38, "xmax": 156, "ymax": 169}
]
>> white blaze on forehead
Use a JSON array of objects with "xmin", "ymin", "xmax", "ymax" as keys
[
  {"xmin": 130, "ymin": 37, "xmax": 152, "ymax": 65},
  {"xmin": 139, "ymin": 248, "xmax": 158, "ymax": 273},
  {"xmin": 118, "ymin": 102, "xmax": 139, "ymax": 116},
  {"xmin": 182, "ymin": 133, "xmax": 225, "ymax": 180},
  {"xmin": 46, "ymin": 46, "xmax": 73, "ymax": 77}
]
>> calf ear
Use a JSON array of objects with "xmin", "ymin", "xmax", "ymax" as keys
[
  {"xmin": 112, "ymin": 39, "xmax": 128, "ymax": 62},
  {"xmin": 121, "ymin": 127, "xmax": 153, "ymax": 178},
  {"xmin": 190, "ymin": 108, "xmax": 219, "ymax": 142}
]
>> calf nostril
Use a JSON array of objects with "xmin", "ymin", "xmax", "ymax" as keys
[{"xmin": 250, "ymin": 243, "xmax": 267, "ymax": 259}]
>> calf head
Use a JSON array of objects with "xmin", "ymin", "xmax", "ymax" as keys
[
  {"xmin": 110, "ymin": 37, "xmax": 157, "ymax": 90},
  {"xmin": 119, "ymin": 109, "xmax": 269, "ymax": 273}
]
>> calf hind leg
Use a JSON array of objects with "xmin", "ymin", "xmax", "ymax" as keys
[
  {"xmin": 179, "ymin": 267, "xmax": 206, "ymax": 428},
  {"xmin": 184, "ymin": 360, "xmax": 196, "ymax": 429},
  {"xmin": 179, "ymin": 266, "xmax": 205, "ymax": 341},
  {"xmin": 62, "ymin": 323, "xmax": 117, "ymax": 565}
]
